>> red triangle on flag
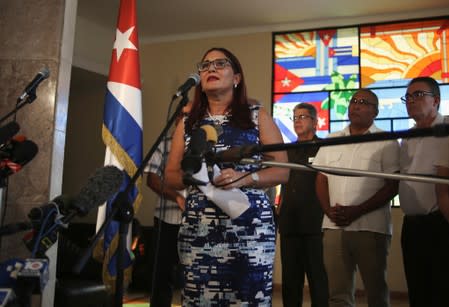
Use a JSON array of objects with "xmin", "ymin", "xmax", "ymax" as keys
[
  {"xmin": 318, "ymin": 30, "xmax": 336, "ymax": 47},
  {"xmin": 274, "ymin": 63, "xmax": 304, "ymax": 93}
]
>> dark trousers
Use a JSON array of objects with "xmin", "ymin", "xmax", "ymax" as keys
[
  {"xmin": 280, "ymin": 233, "xmax": 329, "ymax": 307},
  {"xmin": 401, "ymin": 211, "xmax": 449, "ymax": 307},
  {"xmin": 149, "ymin": 217, "xmax": 181, "ymax": 307}
]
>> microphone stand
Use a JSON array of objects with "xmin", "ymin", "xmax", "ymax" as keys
[
  {"xmin": 215, "ymin": 124, "xmax": 449, "ymax": 162},
  {"xmin": 0, "ymin": 93, "xmax": 37, "ymax": 125},
  {"xmin": 73, "ymin": 93, "xmax": 190, "ymax": 307},
  {"xmin": 241, "ymin": 159, "xmax": 449, "ymax": 185}
]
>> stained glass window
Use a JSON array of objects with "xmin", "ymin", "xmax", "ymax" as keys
[
  {"xmin": 273, "ymin": 17, "xmax": 449, "ymax": 142},
  {"xmin": 272, "ymin": 16, "xmax": 449, "ymax": 207}
]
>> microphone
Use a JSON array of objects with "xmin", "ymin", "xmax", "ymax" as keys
[
  {"xmin": 23, "ymin": 165, "xmax": 124, "ymax": 256},
  {"xmin": 17, "ymin": 68, "xmax": 50, "ymax": 102},
  {"xmin": 29, "ymin": 165, "xmax": 124, "ymax": 221},
  {"xmin": 181, "ymin": 124, "xmax": 218, "ymax": 185},
  {"xmin": 27, "ymin": 195, "xmax": 73, "ymax": 222},
  {"xmin": 0, "ymin": 121, "xmax": 20, "ymax": 145},
  {"xmin": 174, "ymin": 73, "xmax": 200, "ymax": 98},
  {"xmin": 72, "ymin": 164, "xmax": 124, "ymax": 216},
  {"xmin": 0, "ymin": 139, "xmax": 38, "ymax": 177}
]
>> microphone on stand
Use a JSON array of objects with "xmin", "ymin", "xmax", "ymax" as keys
[
  {"xmin": 0, "ymin": 138, "xmax": 38, "ymax": 187},
  {"xmin": 202, "ymin": 125, "xmax": 221, "ymax": 183},
  {"xmin": 181, "ymin": 124, "xmax": 218, "ymax": 185},
  {"xmin": 17, "ymin": 68, "xmax": 50, "ymax": 102},
  {"xmin": 23, "ymin": 165, "xmax": 124, "ymax": 257},
  {"xmin": 174, "ymin": 73, "xmax": 200, "ymax": 98}
]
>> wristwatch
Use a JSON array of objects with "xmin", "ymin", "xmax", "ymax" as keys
[{"xmin": 251, "ymin": 172, "xmax": 259, "ymax": 185}]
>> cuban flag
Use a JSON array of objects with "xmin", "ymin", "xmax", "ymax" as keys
[{"xmin": 95, "ymin": 0, "xmax": 142, "ymax": 292}]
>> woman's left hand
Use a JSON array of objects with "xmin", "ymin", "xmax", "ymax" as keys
[{"xmin": 213, "ymin": 168, "xmax": 247, "ymax": 190}]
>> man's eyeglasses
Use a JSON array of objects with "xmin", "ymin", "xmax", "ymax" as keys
[
  {"xmin": 400, "ymin": 91, "xmax": 435, "ymax": 104},
  {"xmin": 197, "ymin": 58, "xmax": 232, "ymax": 72},
  {"xmin": 292, "ymin": 114, "xmax": 314, "ymax": 121},
  {"xmin": 349, "ymin": 98, "xmax": 377, "ymax": 106}
]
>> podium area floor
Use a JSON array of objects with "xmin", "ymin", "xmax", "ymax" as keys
[{"xmin": 123, "ymin": 286, "xmax": 409, "ymax": 306}]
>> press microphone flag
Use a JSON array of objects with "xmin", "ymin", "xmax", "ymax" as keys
[
  {"xmin": 17, "ymin": 68, "xmax": 50, "ymax": 102},
  {"xmin": 174, "ymin": 73, "xmax": 200, "ymax": 98},
  {"xmin": 16, "ymin": 258, "xmax": 49, "ymax": 294}
]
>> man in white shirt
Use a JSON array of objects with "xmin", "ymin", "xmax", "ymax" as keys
[
  {"xmin": 313, "ymin": 89, "xmax": 399, "ymax": 307},
  {"xmin": 399, "ymin": 76, "xmax": 449, "ymax": 307}
]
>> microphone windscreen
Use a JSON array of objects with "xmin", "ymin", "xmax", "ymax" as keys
[
  {"xmin": 11, "ymin": 140, "xmax": 38, "ymax": 165},
  {"xmin": 0, "ymin": 122, "xmax": 20, "ymax": 145},
  {"xmin": 189, "ymin": 128, "xmax": 207, "ymax": 154},
  {"xmin": 72, "ymin": 165, "xmax": 124, "ymax": 216},
  {"xmin": 201, "ymin": 125, "xmax": 218, "ymax": 143}
]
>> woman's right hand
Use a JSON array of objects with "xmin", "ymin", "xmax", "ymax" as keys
[{"xmin": 213, "ymin": 168, "xmax": 249, "ymax": 190}]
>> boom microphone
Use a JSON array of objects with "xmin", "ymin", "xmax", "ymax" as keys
[
  {"xmin": 174, "ymin": 73, "xmax": 200, "ymax": 98},
  {"xmin": 72, "ymin": 165, "xmax": 124, "ymax": 216},
  {"xmin": 29, "ymin": 165, "xmax": 124, "ymax": 220},
  {"xmin": 17, "ymin": 68, "xmax": 50, "ymax": 102},
  {"xmin": 23, "ymin": 166, "xmax": 124, "ymax": 256}
]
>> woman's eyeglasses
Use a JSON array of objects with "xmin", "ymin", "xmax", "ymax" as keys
[
  {"xmin": 400, "ymin": 91, "xmax": 435, "ymax": 104},
  {"xmin": 197, "ymin": 58, "xmax": 232, "ymax": 72}
]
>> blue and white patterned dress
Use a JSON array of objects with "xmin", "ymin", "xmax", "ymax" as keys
[{"xmin": 178, "ymin": 105, "xmax": 276, "ymax": 306}]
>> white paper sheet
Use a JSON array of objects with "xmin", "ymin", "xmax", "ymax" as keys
[{"xmin": 192, "ymin": 163, "xmax": 250, "ymax": 219}]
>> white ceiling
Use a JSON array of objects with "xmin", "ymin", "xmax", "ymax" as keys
[{"xmin": 77, "ymin": 0, "xmax": 449, "ymax": 42}]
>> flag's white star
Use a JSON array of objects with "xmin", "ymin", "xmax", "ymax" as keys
[
  {"xmin": 317, "ymin": 116, "xmax": 326, "ymax": 129},
  {"xmin": 281, "ymin": 77, "xmax": 291, "ymax": 87},
  {"xmin": 113, "ymin": 26, "xmax": 137, "ymax": 61}
]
